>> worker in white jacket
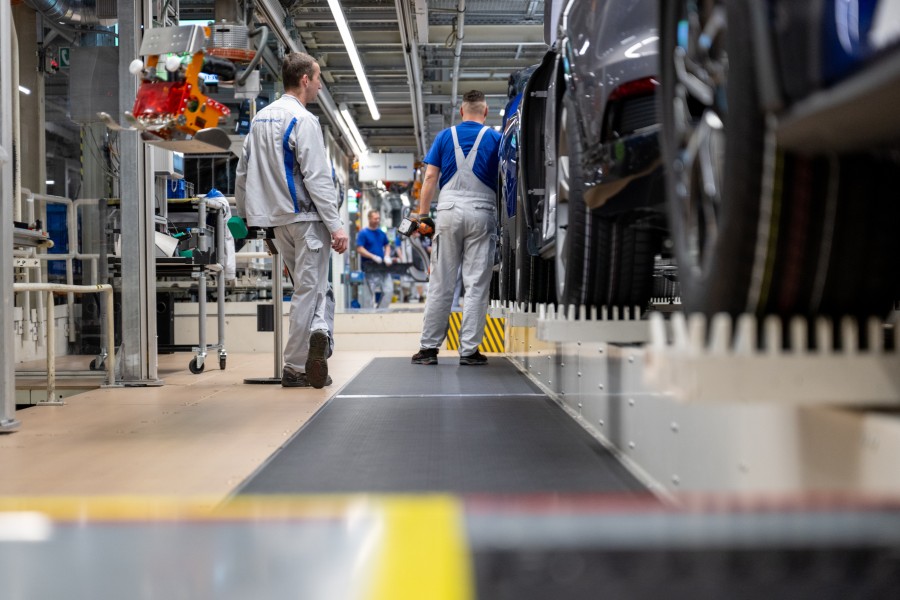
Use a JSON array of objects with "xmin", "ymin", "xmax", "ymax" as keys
[{"xmin": 235, "ymin": 52, "xmax": 349, "ymax": 389}]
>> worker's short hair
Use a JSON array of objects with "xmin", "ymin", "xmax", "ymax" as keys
[
  {"xmin": 461, "ymin": 90, "xmax": 487, "ymax": 113},
  {"xmin": 282, "ymin": 52, "xmax": 318, "ymax": 90},
  {"xmin": 368, "ymin": 210, "xmax": 380, "ymax": 219}
]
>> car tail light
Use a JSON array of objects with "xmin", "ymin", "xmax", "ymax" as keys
[
  {"xmin": 608, "ymin": 77, "xmax": 659, "ymax": 102},
  {"xmin": 602, "ymin": 77, "xmax": 660, "ymax": 142}
]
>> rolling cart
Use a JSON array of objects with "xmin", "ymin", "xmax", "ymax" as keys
[{"xmin": 156, "ymin": 196, "xmax": 228, "ymax": 373}]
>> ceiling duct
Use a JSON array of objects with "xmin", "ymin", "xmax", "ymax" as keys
[
  {"xmin": 395, "ymin": 0, "xmax": 426, "ymax": 156},
  {"xmin": 449, "ymin": 0, "xmax": 465, "ymax": 123},
  {"xmin": 24, "ymin": 0, "xmax": 116, "ymax": 26}
]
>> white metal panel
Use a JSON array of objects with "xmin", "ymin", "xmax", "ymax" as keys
[{"xmin": 503, "ymin": 302, "xmax": 900, "ymax": 496}]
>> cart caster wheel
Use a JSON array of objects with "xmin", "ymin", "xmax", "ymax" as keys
[
  {"xmin": 89, "ymin": 359, "xmax": 98, "ymax": 371},
  {"xmin": 219, "ymin": 356, "xmax": 226, "ymax": 370},
  {"xmin": 189, "ymin": 358, "xmax": 205, "ymax": 374}
]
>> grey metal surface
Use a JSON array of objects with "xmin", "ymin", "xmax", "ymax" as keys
[
  {"xmin": 0, "ymin": 520, "xmax": 372, "ymax": 599},
  {"xmin": 0, "ymin": 0, "xmax": 19, "ymax": 431},
  {"xmin": 118, "ymin": 0, "xmax": 159, "ymax": 384},
  {"xmin": 4, "ymin": 501, "xmax": 900, "ymax": 599},
  {"xmin": 240, "ymin": 357, "xmax": 645, "ymax": 495},
  {"xmin": 69, "ymin": 47, "xmax": 119, "ymax": 124},
  {"xmin": 467, "ymin": 494, "xmax": 900, "ymax": 599},
  {"xmin": 508, "ymin": 310, "xmax": 900, "ymax": 496},
  {"xmin": 142, "ymin": 135, "xmax": 233, "ymax": 155},
  {"xmin": 467, "ymin": 506, "xmax": 900, "ymax": 550},
  {"xmin": 338, "ymin": 356, "xmax": 541, "ymax": 397},
  {"xmin": 138, "ymin": 24, "xmax": 208, "ymax": 56}
]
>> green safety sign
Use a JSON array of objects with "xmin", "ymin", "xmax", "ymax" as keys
[{"xmin": 59, "ymin": 47, "xmax": 70, "ymax": 68}]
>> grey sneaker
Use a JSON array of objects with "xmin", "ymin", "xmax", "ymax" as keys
[
  {"xmin": 459, "ymin": 350, "xmax": 488, "ymax": 366},
  {"xmin": 306, "ymin": 330, "xmax": 330, "ymax": 389},
  {"xmin": 282, "ymin": 366, "xmax": 332, "ymax": 388},
  {"xmin": 411, "ymin": 347, "xmax": 439, "ymax": 365}
]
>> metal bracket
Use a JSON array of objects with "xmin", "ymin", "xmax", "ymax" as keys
[
  {"xmin": 492, "ymin": 301, "xmax": 538, "ymax": 327},
  {"xmin": 536, "ymin": 303, "xmax": 651, "ymax": 343},
  {"xmin": 646, "ymin": 312, "xmax": 900, "ymax": 406},
  {"xmin": 139, "ymin": 25, "xmax": 207, "ymax": 56}
]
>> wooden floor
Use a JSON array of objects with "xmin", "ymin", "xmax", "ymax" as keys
[{"xmin": 2, "ymin": 349, "xmax": 405, "ymax": 499}]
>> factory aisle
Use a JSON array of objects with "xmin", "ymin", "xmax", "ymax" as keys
[
  {"xmin": 1, "ymin": 350, "xmax": 385, "ymax": 497},
  {"xmin": 239, "ymin": 357, "xmax": 646, "ymax": 495},
  {"xmin": 5, "ymin": 348, "xmax": 900, "ymax": 599}
]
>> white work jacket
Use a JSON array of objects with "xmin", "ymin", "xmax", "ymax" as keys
[{"xmin": 235, "ymin": 94, "xmax": 342, "ymax": 232}]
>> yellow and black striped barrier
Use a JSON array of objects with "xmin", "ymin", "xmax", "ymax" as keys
[{"xmin": 445, "ymin": 312, "xmax": 505, "ymax": 353}]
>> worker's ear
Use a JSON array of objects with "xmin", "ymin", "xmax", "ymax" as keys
[{"xmin": 483, "ymin": 105, "xmax": 489, "ymax": 119}]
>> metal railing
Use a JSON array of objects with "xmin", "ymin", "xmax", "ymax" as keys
[{"xmin": 13, "ymin": 283, "xmax": 116, "ymax": 403}]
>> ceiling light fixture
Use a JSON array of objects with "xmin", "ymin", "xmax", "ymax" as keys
[
  {"xmin": 18, "ymin": 85, "xmax": 31, "ymax": 95},
  {"xmin": 339, "ymin": 103, "xmax": 368, "ymax": 156},
  {"xmin": 327, "ymin": 0, "xmax": 381, "ymax": 121}
]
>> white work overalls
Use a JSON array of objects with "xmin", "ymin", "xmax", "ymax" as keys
[{"xmin": 419, "ymin": 126, "xmax": 497, "ymax": 355}]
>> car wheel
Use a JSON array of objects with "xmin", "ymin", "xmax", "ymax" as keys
[
  {"xmin": 556, "ymin": 91, "xmax": 591, "ymax": 308},
  {"xmin": 610, "ymin": 213, "xmax": 660, "ymax": 309},
  {"xmin": 661, "ymin": 0, "xmax": 900, "ymax": 317},
  {"xmin": 514, "ymin": 198, "xmax": 532, "ymax": 304},
  {"xmin": 498, "ymin": 188, "xmax": 515, "ymax": 303},
  {"xmin": 587, "ymin": 213, "xmax": 660, "ymax": 310}
]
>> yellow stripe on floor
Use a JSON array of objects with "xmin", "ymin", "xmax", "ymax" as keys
[{"xmin": 367, "ymin": 496, "xmax": 473, "ymax": 600}]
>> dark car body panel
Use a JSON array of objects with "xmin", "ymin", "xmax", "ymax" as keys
[{"xmin": 517, "ymin": 0, "xmax": 663, "ymax": 258}]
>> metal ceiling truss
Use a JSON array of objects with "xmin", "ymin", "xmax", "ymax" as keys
[{"xmin": 175, "ymin": 0, "xmax": 548, "ymax": 155}]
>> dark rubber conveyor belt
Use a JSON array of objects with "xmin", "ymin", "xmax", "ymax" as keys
[{"xmin": 239, "ymin": 357, "xmax": 646, "ymax": 495}]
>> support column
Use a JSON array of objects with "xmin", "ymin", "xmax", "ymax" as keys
[
  {"xmin": 13, "ymin": 5, "xmax": 44, "ymax": 201},
  {"xmin": 1, "ymin": 1, "xmax": 21, "ymax": 431},
  {"xmin": 118, "ymin": 0, "xmax": 159, "ymax": 384}
]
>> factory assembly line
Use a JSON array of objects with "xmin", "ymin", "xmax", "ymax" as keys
[{"xmin": 2, "ymin": 0, "xmax": 900, "ymax": 597}]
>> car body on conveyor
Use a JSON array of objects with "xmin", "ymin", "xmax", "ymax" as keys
[
  {"xmin": 659, "ymin": 0, "xmax": 900, "ymax": 319},
  {"xmin": 496, "ymin": 65, "xmax": 536, "ymax": 303},
  {"xmin": 512, "ymin": 0, "xmax": 669, "ymax": 311}
]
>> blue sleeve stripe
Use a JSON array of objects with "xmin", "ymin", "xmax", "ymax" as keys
[{"xmin": 282, "ymin": 118, "xmax": 299, "ymax": 212}]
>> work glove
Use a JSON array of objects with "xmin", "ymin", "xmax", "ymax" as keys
[
  {"xmin": 371, "ymin": 256, "xmax": 383, "ymax": 264},
  {"xmin": 417, "ymin": 217, "xmax": 435, "ymax": 238},
  {"xmin": 384, "ymin": 254, "xmax": 393, "ymax": 266}
]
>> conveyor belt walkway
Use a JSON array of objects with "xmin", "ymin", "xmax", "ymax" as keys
[{"xmin": 238, "ymin": 357, "xmax": 646, "ymax": 495}]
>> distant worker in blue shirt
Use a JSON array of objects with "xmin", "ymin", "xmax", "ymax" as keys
[
  {"xmin": 356, "ymin": 210, "xmax": 393, "ymax": 309},
  {"xmin": 411, "ymin": 90, "xmax": 501, "ymax": 366}
]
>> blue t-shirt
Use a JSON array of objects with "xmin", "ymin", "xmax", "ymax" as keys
[
  {"xmin": 424, "ymin": 121, "xmax": 502, "ymax": 191},
  {"xmin": 356, "ymin": 227, "xmax": 389, "ymax": 264}
]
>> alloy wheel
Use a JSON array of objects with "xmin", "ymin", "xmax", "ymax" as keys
[
  {"xmin": 554, "ymin": 103, "xmax": 571, "ymax": 300},
  {"xmin": 670, "ymin": 1, "xmax": 728, "ymax": 276}
]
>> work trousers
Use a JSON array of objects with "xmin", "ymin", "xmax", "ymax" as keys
[
  {"xmin": 361, "ymin": 265, "xmax": 393, "ymax": 309},
  {"xmin": 419, "ymin": 201, "xmax": 497, "ymax": 355},
  {"xmin": 274, "ymin": 221, "xmax": 332, "ymax": 372}
]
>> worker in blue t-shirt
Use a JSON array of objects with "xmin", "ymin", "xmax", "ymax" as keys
[
  {"xmin": 355, "ymin": 210, "xmax": 393, "ymax": 309},
  {"xmin": 410, "ymin": 89, "xmax": 501, "ymax": 366}
]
